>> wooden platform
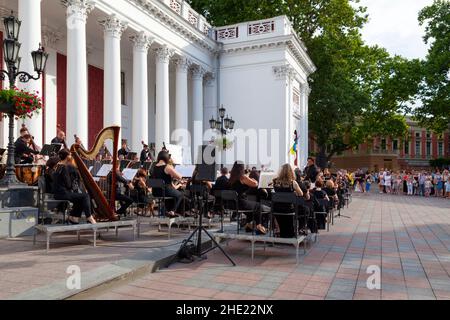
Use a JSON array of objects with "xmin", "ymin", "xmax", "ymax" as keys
[{"xmin": 33, "ymin": 219, "xmax": 137, "ymax": 253}]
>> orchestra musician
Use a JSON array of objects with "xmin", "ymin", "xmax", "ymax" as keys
[
  {"xmin": 51, "ymin": 129, "xmax": 68, "ymax": 149},
  {"xmin": 52, "ymin": 148, "xmax": 96, "ymax": 225},
  {"xmin": 140, "ymin": 142, "xmax": 150, "ymax": 165},
  {"xmin": 107, "ymin": 168, "xmax": 134, "ymax": 216},
  {"xmin": 131, "ymin": 168, "xmax": 155, "ymax": 215},
  {"xmin": 14, "ymin": 133, "xmax": 40, "ymax": 164},
  {"xmin": 118, "ymin": 141, "xmax": 130, "ymax": 158},
  {"xmin": 151, "ymin": 150, "xmax": 185, "ymax": 217}
]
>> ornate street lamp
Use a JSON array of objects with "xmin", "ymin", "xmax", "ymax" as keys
[
  {"xmin": 0, "ymin": 12, "xmax": 49, "ymax": 187},
  {"xmin": 3, "ymin": 13, "xmax": 21, "ymax": 41},
  {"xmin": 209, "ymin": 105, "xmax": 236, "ymax": 159}
]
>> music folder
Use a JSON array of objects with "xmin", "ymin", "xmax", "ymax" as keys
[
  {"xmin": 96, "ymin": 164, "xmax": 113, "ymax": 177},
  {"xmin": 122, "ymin": 168, "xmax": 138, "ymax": 181},
  {"xmin": 40, "ymin": 144, "xmax": 61, "ymax": 156},
  {"xmin": 258, "ymin": 172, "xmax": 277, "ymax": 189},
  {"xmin": 176, "ymin": 165, "xmax": 196, "ymax": 178}
]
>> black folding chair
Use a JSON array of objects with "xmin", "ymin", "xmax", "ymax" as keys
[
  {"xmin": 220, "ymin": 190, "xmax": 255, "ymax": 234},
  {"xmin": 271, "ymin": 192, "xmax": 308, "ymax": 260},
  {"xmin": 315, "ymin": 198, "xmax": 331, "ymax": 232},
  {"xmin": 148, "ymin": 178, "xmax": 174, "ymax": 217},
  {"xmin": 37, "ymin": 177, "xmax": 70, "ymax": 225}
]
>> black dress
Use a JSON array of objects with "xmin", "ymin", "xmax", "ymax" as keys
[
  {"xmin": 273, "ymin": 182, "xmax": 296, "ymax": 238},
  {"xmin": 230, "ymin": 180, "xmax": 269, "ymax": 226},
  {"xmin": 52, "ymin": 164, "xmax": 92, "ymax": 219},
  {"xmin": 152, "ymin": 165, "xmax": 183, "ymax": 213}
]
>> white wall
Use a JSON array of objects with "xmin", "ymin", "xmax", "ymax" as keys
[{"xmin": 220, "ymin": 57, "xmax": 288, "ymax": 169}]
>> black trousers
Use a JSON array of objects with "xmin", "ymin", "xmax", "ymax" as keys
[
  {"xmin": 154, "ymin": 187, "xmax": 184, "ymax": 213},
  {"xmin": 55, "ymin": 192, "xmax": 92, "ymax": 218},
  {"xmin": 116, "ymin": 192, "xmax": 134, "ymax": 215}
]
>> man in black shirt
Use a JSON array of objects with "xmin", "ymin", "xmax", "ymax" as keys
[
  {"xmin": 14, "ymin": 134, "xmax": 39, "ymax": 164},
  {"xmin": 51, "ymin": 130, "xmax": 66, "ymax": 147},
  {"xmin": 140, "ymin": 144, "xmax": 149, "ymax": 165},
  {"xmin": 118, "ymin": 141, "xmax": 129, "ymax": 159},
  {"xmin": 213, "ymin": 167, "xmax": 230, "ymax": 191},
  {"xmin": 304, "ymin": 157, "xmax": 319, "ymax": 183},
  {"xmin": 107, "ymin": 169, "xmax": 134, "ymax": 216}
]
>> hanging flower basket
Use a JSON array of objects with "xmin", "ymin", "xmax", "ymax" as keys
[
  {"xmin": 213, "ymin": 137, "xmax": 234, "ymax": 151},
  {"xmin": 0, "ymin": 88, "xmax": 43, "ymax": 119}
]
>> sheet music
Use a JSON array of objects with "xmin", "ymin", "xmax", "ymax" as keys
[
  {"xmin": 88, "ymin": 166, "xmax": 93, "ymax": 173},
  {"xmin": 176, "ymin": 165, "xmax": 196, "ymax": 178},
  {"xmin": 258, "ymin": 172, "xmax": 277, "ymax": 189},
  {"xmin": 122, "ymin": 168, "xmax": 138, "ymax": 181},
  {"xmin": 96, "ymin": 164, "xmax": 113, "ymax": 177}
]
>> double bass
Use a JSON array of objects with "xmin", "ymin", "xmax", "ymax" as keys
[{"xmin": 71, "ymin": 127, "xmax": 120, "ymax": 222}]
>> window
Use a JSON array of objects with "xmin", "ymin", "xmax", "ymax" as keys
[
  {"xmin": 426, "ymin": 132, "xmax": 431, "ymax": 140},
  {"xmin": 416, "ymin": 132, "xmax": 421, "ymax": 139},
  {"xmin": 381, "ymin": 139, "xmax": 386, "ymax": 151},
  {"xmin": 393, "ymin": 140, "xmax": 398, "ymax": 151},
  {"xmin": 416, "ymin": 141, "xmax": 421, "ymax": 156},
  {"xmin": 426, "ymin": 141, "xmax": 431, "ymax": 156},
  {"xmin": 438, "ymin": 142, "xmax": 443, "ymax": 157},
  {"xmin": 404, "ymin": 140, "xmax": 409, "ymax": 155},
  {"xmin": 121, "ymin": 72, "xmax": 126, "ymax": 105}
]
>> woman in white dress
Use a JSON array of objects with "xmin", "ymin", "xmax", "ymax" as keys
[{"xmin": 384, "ymin": 171, "xmax": 392, "ymax": 194}]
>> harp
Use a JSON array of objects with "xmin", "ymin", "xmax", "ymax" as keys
[{"xmin": 70, "ymin": 126, "xmax": 120, "ymax": 221}]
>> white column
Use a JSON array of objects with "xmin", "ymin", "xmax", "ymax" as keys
[
  {"xmin": 300, "ymin": 83, "xmax": 310, "ymax": 169},
  {"xmin": 191, "ymin": 65, "xmax": 205, "ymax": 159},
  {"xmin": 99, "ymin": 15, "xmax": 127, "ymax": 132},
  {"xmin": 62, "ymin": 0, "xmax": 94, "ymax": 146},
  {"xmin": 42, "ymin": 26, "xmax": 61, "ymax": 144},
  {"xmin": 130, "ymin": 32, "xmax": 153, "ymax": 152},
  {"xmin": 18, "ymin": 0, "xmax": 43, "ymax": 146},
  {"xmin": 173, "ymin": 57, "xmax": 190, "ymax": 146},
  {"xmin": 154, "ymin": 46, "xmax": 174, "ymax": 152}
]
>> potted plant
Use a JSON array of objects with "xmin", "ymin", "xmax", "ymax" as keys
[
  {"xmin": 0, "ymin": 87, "xmax": 43, "ymax": 119},
  {"xmin": 213, "ymin": 137, "xmax": 234, "ymax": 151}
]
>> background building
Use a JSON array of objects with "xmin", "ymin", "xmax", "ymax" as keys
[
  {"xmin": 0, "ymin": 0, "xmax": 315, "ymax": 170},
  {"xmin": 310, "ymin": 117, "xmax": 450, "ymax": 171}
]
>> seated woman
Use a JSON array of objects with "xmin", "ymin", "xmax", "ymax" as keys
[
  {"xmin": 323, "ymin": 179, "xmax": 339, "ymax": 207},
  {"xmin": 52, "ymin": 149, "xmax": 96, "ymax": 225},
  {"xmin": 151, "ymin": 151, "xmax": 185, "ymax": 217},
  {"xmin": 131, "ymin": 168, "xmax": 154, "ymax": 216},
  {"xmin": 272, "ymin": 164, "xmax": 304, "ymax": 238},
  {"xmin": 312, "ymin": 179, "xmax": 330, "ymax": 230},
  {"xmin": 228, "ymin": 161, "xmax": 270, "ymax": 235}
]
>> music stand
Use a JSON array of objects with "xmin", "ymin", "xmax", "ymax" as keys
[
  {"xmin": 40, "ymin": 144, "xmax": 61, "ymax": 157},
  {"xmin": 167, "ymin": 163, "xmax": 235, "ymax": 267},
  {"xmin": 127, "ymin": 152, "xmax": 137, "ymax": 160}
]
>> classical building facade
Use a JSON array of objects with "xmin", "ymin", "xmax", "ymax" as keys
[
  {"xmin": 0, "ymin": 0, "xmax": 315, "ymax": 169},
  {"xmin": 312, "ymin": 118, "xmax": 450, "ymax": 171}
]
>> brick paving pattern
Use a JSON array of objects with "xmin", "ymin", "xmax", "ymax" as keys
[{"xmin": 90, "ymin": 194, "xmax": 450, "ymax": 300}]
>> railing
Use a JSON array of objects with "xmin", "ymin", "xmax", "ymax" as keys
[
  {"xmin": 370, "ymin": 149, "xmax": 400, "ymax": 156},
  {"xmin": 159, "ymin": 0, "xmax": 213, "ymax": 38}
]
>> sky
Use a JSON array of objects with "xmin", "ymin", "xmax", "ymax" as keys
[{"xmin": 358, "ymin": 0, "xmax": 434, "ymax": 59}]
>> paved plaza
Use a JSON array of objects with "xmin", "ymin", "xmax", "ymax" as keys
[
  {"xmin": 1, "ymin": 193, "xmax": 450, "ymax": 300},
  {"xmin": 86, "ymin": 193, "xmax": 450, "ymax": 300}
]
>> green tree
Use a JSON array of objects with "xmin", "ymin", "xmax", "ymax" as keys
[
  {"xmin": 416, "ymin": 0, "xmax": 450, "ymax": 133},
  {"xmin": 189, "ymin": 0, "xmax": 421, "ymax": 165}
]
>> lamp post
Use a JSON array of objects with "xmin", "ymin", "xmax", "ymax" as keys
[
  {"xmin": 0, "ymin": 12, "xmax": 49, "ymax": 187},
  {"xmin": 209, "ymin": 105, "xmax": 235, "ymax": 164}
]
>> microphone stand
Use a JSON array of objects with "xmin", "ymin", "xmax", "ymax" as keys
[{"xmin": 166, "ymin": 182, "xmax": 235, "ymax": 268}]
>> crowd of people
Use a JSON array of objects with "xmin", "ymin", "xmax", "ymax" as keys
[{"xmin": 348, "ymin": 168, "xmax": 450, "ymax": 198}]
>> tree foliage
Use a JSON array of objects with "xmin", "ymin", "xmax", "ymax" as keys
[
  {"xmin": 416, "ymin": 0, "xmax": 450, "ymax": 133},
  {"xmin": 189, "ymin": 0, "xmax": 422, "ymax": 164}
]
